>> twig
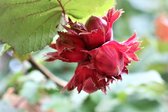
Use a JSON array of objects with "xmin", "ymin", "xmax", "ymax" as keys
[
  {"xmin": 28, "ymin": 56, "xmax": 67, "ymax": 87},
  {"xmin": 57, "ymin": 0, "xmax": 66, "ymax": 15},
  {"xmin": 57, "ymin": 0, "xmax": 69, "ymax": 23}
]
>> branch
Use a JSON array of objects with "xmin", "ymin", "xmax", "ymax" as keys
[{"xmin": 28, "ymin": 56, "xmax": 67, "ymax": 87}]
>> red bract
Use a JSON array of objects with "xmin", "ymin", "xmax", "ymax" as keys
[
  {"xmin": 65, "ymin": 34, "xmax": 140, "ymax": 93},
  {"xmin": 64, "ymin": 62, "xmax": 111, "ymax": 93},
  {"xmin": 46, "ymin": 8, "xmax": 123, "ymax": 62},
  {"xmin": 65, "ymin": 8, "xmax": 123, "ymax": 49},
  {"xmin": 46, "ymin": 8, "xmax": 141, "ymax": 94},
  {"xmin": 90, "ymin": 33, "xmax": 140, "ymax": 76},
  {"xmin": 46, "ymin": 32, "xmax": 87, "ymax": 62},
  {"xmin": 81, "ymin": 8, "xmax": 123, "ymax": 49},
  {"xmin": 89, "ymin": 41, "xmax": 125, "ymax": 77}
]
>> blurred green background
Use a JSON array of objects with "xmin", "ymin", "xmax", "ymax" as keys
[{"xmin": 0, "ymin": 0, "xmax": 168, "ymax": 112}]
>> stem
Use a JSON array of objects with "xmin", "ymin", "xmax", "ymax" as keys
[
  {"xmin": 57, "ymin": 0, "xmax": 69, "ymax": 23},
  {"xmin": 28, "ymin": 57, "xmax": 67, "ymax": 87},
  {"xmin": 57, "ymin": 0, "xmax": 66, "ymax": 15}
]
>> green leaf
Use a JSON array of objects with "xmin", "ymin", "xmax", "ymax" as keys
[
  {"xmin": 0, "ymin": 0, "xmax": 62, "ymax": 55},
  {"xmin": 0, "ymin": 0, "xmax": 115, "ymax": 55},
  {"xmin": 64, "ymin": 0, "xmax": 115, "ymax": 19},
  {"xmin": 94, "ymin": 0, "xmax": 116, "ymax": 16}
]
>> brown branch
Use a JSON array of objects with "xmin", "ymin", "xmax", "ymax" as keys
[{"xmin": 28, "ymin": 56, "xmax": 67, "ymax": 87}]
